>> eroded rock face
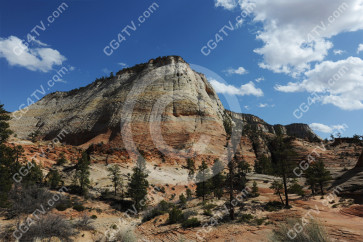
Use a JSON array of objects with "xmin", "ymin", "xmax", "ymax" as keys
[
  {"xmin": 355, "ymin": 150, "xmax": 363, "ymax": 168},
  {"xmin": 10, "ymin": 56, "xmax": 227, "ymax": 160},
  {"xmin": 10, "ymin": 56, "xmax": 320, "ymax": 163}
]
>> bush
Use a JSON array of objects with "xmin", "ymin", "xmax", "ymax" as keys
[
  {"xmin": 203, "ymin": 209, "xmax": 213, "ymax": 216},
  {"xmin": 113, "ymin": 225, "xmax": 137, "ymax": 242},
  {"xmin": 20, "ymin": 214, "xmax": 76, "ymax": 242},
  {"xmin": 239, "ymin": 213, "xmax": 253, "ymax": 223},
  {"xmin": 142, "ymin": 201, "xmax": 172, "ymax": 222},
  {"xmin": 182, "ymin": 218, "xmax": 201, "ymax": 228},
  {"xmin": 74, "ymin": 215, "xmax": 94, "ymax": 231},
  {"xmin": 8, "ymin": 185, "xmax": 54, "ymax": 218},
  {"xmin": 91, "ymin": 215, "xmax": 98, "ymax": 219},
  {"xmin": 271, "ymin": 218, "xmax": 329, "ymax": 242},
  {"xmin": 56, "ymin": 198, "xmax": 72, "ymax": 211},
  {"xmin": 182, "ymin": 210, "xmax": 197, "ymax": 220},
  {"xmin": 264, "ymin": 201, "xmax": 284, "ymax": 212},
  {"xmin": 73, "ymin": 203, "xmax": 85, "ymax": 212},
  {"xmin": 203, "ymin": 203, "xmax": 217, "ymax": 210},
  {"xmin": 168, "ymin": 207, "xmax": 184, "ymax": 224}
]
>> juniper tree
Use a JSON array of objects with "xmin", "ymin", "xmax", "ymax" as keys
[{"xmin": 47, "ymin": 169, "xmax": 62, "ymax": 189}]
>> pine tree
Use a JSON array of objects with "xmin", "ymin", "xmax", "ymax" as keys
[
  {"xmin": 22, "ymin": 160, "xmax": 43, "ymax": 187},
  {"xmin": 270, "ymin": 180, "xmax": 284, "ymax": 205},
  {"xmin": 47, "ymin": 169, "xmax": 62, "ymax": 189},
  {"xmin": 0, "ymin": 104, "xmax": 19, "ymax": 207},
  {"xmin": 74, "ymin": 152, "xmax": 91, "ymax": 195},
  {"xmin": 269, "ymin": 135, "xmax": 296, "ymax": 208},
  {"xmin": 305, "ymin": 160, "xmax": 331, "ymax": 196},
  {"xmin": 211, "ymin": 159, "xmax": 225, "ymax": 199},
  {"xmin": 186, "ymin": 158, "xmax": 195, "ymax": 180},
  {"xmin": 128, "ymin": 156, "xmax": 149, "ymax": 211},
  {"xmin": 107, "ymin": 164, "xmax": 122, "ymax": 196},
  {"xmin": 251, "ymin": 181, "xmax": 259, "ymax": 197},
  {"xmin": 195, "ymin": 160, "xmax": 211, "ymax": 202},
  {"xmin": 186, "ymin": 188, "xmax": 192, "ymax": 200},
  {"xmin": 179, "ymin": 193, "xmax": 187, "ymax": 207}
]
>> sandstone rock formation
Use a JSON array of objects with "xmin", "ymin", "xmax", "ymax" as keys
[
  {"xmin": 10, "ymin": 56, "xmax": 320, "ymax": 163},
  {"xmin": 355, "ymin": 149, "xmax": 363, "ymax": 168}
]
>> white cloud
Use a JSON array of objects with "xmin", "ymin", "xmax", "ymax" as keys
[
  {"xmin": 258, "ymin": 103, "xmax": 268, "ymax": 108},
  {"xmin": 255, "ymin": 77, "xmax": 264, "ymax": 83},
  {"xmin": 237, "ymin": 0, "xmax": 363, "ymax": 76},
  {"xmin": 69, "ymin": 66, "xmax": 75, "ymax": 71},
  {"xmin": 275, "ymin": 57, "xmax": 363, "ymax": 110},
  {"xmin": 357, "ymin": 44, "xmax": 363, "ymax": 54},
  {"xmin": 210, "ymin": 79, "xmax": 263, "ymax": 97},
  {"xmin": 309, "ymin": 123, "xmax": 347, "ymax": 133},
  {"xmin": 333, "ymin": 49, "xmax": 344, "ymax": 55},
  {"xmin": 118, "ymin": 62, "xmax": 128, "ymax": 67},
  {"xmin": 225, "ymin": 66, "xmax": 248, "ymax": 75},
  {"xmin": 0, "ymin": 36, "xmax": 66, "ymax": 72},
  {"xmin": 244, "ymin": 105, "xmax": 249, "ymax": 110},
  {"xmin": 258, "ymin": 103, "xmax": 274, "ymax": 108},
  {"xmin": 215, "ymin": 0, "xmax": 238, "ymax": 10}
]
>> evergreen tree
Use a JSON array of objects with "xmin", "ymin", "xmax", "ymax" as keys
[
  {"xmin": 270, "ymin": 180, "xmax": 284, "ymax": 205},
  {"xmin": 22, "ymin": 160, "xmax": 43, "ymax": 187},
  {"xmin": 56, "ymin": 152, "xmax": 67, "ymax": 166},
  {"xmin": 269, "ymin": 135, "xmax": 296, "ymax": 208},
  {"xmin": 0, "ymin": 104, "xmax": 19, "ymax": 207},
  {"xmin": 128, "ymin": 156, "xmax": 149, "ymax": 211},
  {"xmin": 254, "ymin": 155, "xmax": 273, "ymax": 175},
  {"xmin": 107, "ymin": 164, "xmax": 122, "ymax": 196},
  {"xmin": 195, "ymin": 160, "xmax": 211, "ymax": 202},
  {"xmin": 179, "ymin": 193, "xmax": 187, "ymax": 207},
  {"xmin": 251, "ymin": 181, "xmax": 260, "ymax": 197},
  {"xmin": 211, "ymin": 159, "xmax": 225, "ymax": 199},
  {"xmin": 74, "ymin": 152, "xmax": 91, "ymax": 195},
  {"xmin": 47, "ymin": 169, "xmax": 62, "ymax": 189},
  {"xmin": 186, "ymin": 188, "xmax": 192, "ymax": 200},
  {"xmin": 305, "ymin": 160, "xmax": 332, "ymax": 196},
  {"xmin": 186, "ymin": 158, "xmax": 195, "ymax": 180}
]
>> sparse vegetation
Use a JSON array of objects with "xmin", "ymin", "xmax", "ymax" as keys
[{"xmin": 271, "ymin": 218, "xmax": 329, "ymax": 242}]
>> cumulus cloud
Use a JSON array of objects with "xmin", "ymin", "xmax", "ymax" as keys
[
  {"xmin": 235, "ymin": 0, "xmax": 363, "ymax": 76},
  {"xmin": 275, "ymin": 57, "xmax": 363, "ymax": 110},
  {"xmin": 215, "ymin": 0, "xmax": 238, "ymax": 10},
  {"xmin": 210, "ymin": 79, "xmax": 263, "ymax": 97},
  {"xmin": 357, "ymin": 44, "xmax": 363, "ymax": 54},
  {"xmin": 309, "ymin": 123, "xmax": 348, "ymax": 133},
  {"xmin": 0, "ymin": 36, "xmax": 66, "ymax": 72},
  {"xmin": 225, "ymin": 66, "xmax": 248, "ymax": 75}
]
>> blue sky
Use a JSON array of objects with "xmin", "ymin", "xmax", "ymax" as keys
[{"xmin": 0, "ymin": 0, "xmax": 362, "ymax": 138}]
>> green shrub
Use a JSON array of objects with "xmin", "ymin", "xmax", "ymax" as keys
[
  {"xmin": 168, "ymin": 207, "xmax": 183, "ymax": 224},
  {"xmin": 239, "ymin": 213, "xmax": 253, "ymax": 223},
  {"xmin": 55, "ymin": 198, "xmax": 72, "ymax": 211},
  {"xmin": 203, "ymin": 209, "xmax": 213, "ymax": 217},
  {"xmin": 90, "ymin": 215, "xmax": 97, "ymax": 219},
  {"xmin": 203, "ymin": 203, "xmax": 217, "ymax": 210},
  {"xmin": 73, "ymin": 203, "xmax": 85, "ymax": 212},
  {"xmin": 264, "ymin": 201, "xmax": 284, "ymax": 212},
  {"xmin": 182, "ymin": 218, "xmax": 201, "ymax": 228}
]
